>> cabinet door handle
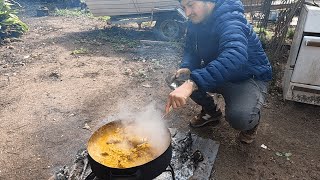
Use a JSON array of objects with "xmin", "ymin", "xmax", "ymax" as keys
[{"xmin": 306, "ymin": 41, "xmax": 320, "ymax": 47}]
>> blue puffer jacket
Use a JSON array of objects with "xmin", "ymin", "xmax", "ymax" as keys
[{"xmin": 180, "ymin": 0, "xmax": 272, "ymax": 92}]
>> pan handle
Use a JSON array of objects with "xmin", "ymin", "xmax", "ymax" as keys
[{"xmin": 110, "ymin": 169, "xmax": 142, "ymax": 180}]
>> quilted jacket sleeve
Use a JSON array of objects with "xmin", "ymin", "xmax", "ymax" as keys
[
  {"xmin": 190, "ymin": 8, "xmax": 250, "ymax": 92},
  {"xmin": 180, "ymin": 25, "xmax": 201, "ymax": 71}
]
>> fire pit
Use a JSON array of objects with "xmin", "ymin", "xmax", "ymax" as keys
[{"xmin": 51, "ymin": 128, "xmax": 219, "ymax": 180}]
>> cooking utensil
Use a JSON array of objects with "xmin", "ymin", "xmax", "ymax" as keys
[
  {"xmin": 162, "ymin": 106, "xmax": 173, "ymax": 120},
  {"xmin": 87, "ymin": 120, "xmax": 172, "ymax": 180}
]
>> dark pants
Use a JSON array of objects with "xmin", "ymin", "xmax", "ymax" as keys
[{"xmin": 190, "ymin": 79, "xmax": 268, "ymax": 131}]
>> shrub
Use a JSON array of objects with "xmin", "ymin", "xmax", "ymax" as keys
[
  {"xmin": 287, "ymin": 27, "xmax": 295, "ymax": 39},
  {"xmin": 0, "ymin": 0, "xmax": 28, "ymax": 42}
]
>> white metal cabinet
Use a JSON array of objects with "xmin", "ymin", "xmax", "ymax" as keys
[
  {"xmin": 283, "ymin": 5, "xmax": 320, "ymax": 105},
  {"xmin": 291, "ymin": 36, "xmax": 320, "ymax": 86}
]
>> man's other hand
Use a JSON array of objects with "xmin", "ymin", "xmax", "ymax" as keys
[
  {"xmin": 165, "ymin": 80, "xmax": 194, "ymax": 113},
  {"xmin": 175, "ymin": 68, "xmax": 191, "ymax": 78}
]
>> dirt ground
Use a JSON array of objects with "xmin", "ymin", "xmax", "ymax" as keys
[{"xmin": 1, "ymin": 2, "xmax": 320, "ymax": 180}]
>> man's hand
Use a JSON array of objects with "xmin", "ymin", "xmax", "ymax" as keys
[{"xmin": 165, "ymin": 80, "xmax": 196, "ymax": 113}]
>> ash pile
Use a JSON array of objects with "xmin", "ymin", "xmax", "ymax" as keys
[
  {"xmin": 49, "ymin": 150, "xmax": 91, "ymax": 180},
  {"xmin": 155, "ymin": 129, "xmax": 219, "ymax": 180},
  {"xmin": 50, "ymin": 129, "xmax": 219, "ymax": 180}
]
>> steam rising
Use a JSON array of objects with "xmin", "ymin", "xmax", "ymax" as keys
[{"xmin": 113, "ymin": 102, "xmax": 169, "ymax": 153}]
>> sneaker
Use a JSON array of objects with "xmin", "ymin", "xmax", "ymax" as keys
[
  {"xmin": 238, "ymin": 124, "xmax": 259, "ymax": 144},
  {"xmin": 189, "ymin": 109, "xmax": 222, "ymax": 128}
]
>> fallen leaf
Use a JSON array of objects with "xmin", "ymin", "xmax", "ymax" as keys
[
  {"xmin": 142, "ymin": 84, "xmax": 152, "ymax": 88},
  {"xmin": 284, "ymin": 152, "xmax": 292, "ymax": 157},
  {"xmin": 83, "ymin": 123, "xmax": 91, "ymax": 130},
  {"xmin": 124, "ymin": 69, "xmax": 132, "ymax": 76},
  {"xmin": 261, "ymin": 144, "xmax": 268, "ymax": 149},
  {"xmin": 275, "ymin": 152, "xmax": 292, "ymax": 160}
]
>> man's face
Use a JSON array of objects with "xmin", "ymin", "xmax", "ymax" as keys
[{"xmin": 181, "ymin": 0, "xmax": 214, "ymax": 24}]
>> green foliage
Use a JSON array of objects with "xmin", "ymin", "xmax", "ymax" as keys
[
  {"xmin": 53, "ymin": 8, "xmax": 110, "ymax": 23},
  {"xmin": 253, "ymin": 27, "xmax": 273, "ymax": 40},
  {"xmin": 253, "ymin": 26, "xmax": 274, "ymax": 48},
  {"xmin": 287, "ymin": 27, "xmax": 295, "ymax": 39},
  {"xmin": 98, "ymin": 16, "xmax": 110, "ymax": 22},
  {"xmin": 53, "ymin": 8, "xmax": 93, "ymax": 17},
  {"xmin": 71, "ymin": 48, "xmax": 88, "ymax": 55},
  {"xmin": 0, "ymin": 0, "xmax": 28, "ymax": 41},
  {"xmin": 275, "ymin": 152, "xmax": 292, "ymax": 160}
]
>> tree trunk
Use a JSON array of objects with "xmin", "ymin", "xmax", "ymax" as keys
[{"xmin": 261, "ymin": 0, "xmax": 272, "ymax": 28}]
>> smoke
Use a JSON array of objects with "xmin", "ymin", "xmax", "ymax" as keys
[{"xmin": 116, "ymin": 102, "xmax": 170, "ymax": 154}]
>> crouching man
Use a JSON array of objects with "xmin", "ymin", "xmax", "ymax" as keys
[{"xmin": 165, "ymin": 0, "xmax": 272, "ymax": 144}]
